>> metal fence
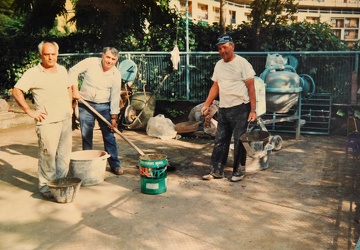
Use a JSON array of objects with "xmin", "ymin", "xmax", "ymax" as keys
[{"xmin": 58, "ymin": 51, "xmax": 360, "ymax": 104}]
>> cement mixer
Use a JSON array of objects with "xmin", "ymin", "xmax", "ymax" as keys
[
  {"xmin": 251, "ymin": 54, "xmax": 316, "ymax": 149},
  {"xmin": 260, "ymin": 64, "xmax": 302, "ymax": 113}
]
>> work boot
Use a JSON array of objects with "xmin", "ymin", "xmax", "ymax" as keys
[
  {"xmin": 111, "ymin": 167, "xmax": 124, "ymax": 175},
  {"xmin": 230, "ymin": 175, "xmax": 245, "ymax": 182},
  {"xmin": 202, "ymin": 163, "xmax": 224, "ymax": 180},
  {"xmin": 202, "ymin": 173, "xmax": 215, "ymax": 180},
  {"xmin": 231, "ymin": 165, "xmax": 245, "ymax": 182}
]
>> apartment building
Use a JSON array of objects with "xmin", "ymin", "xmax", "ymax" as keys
[{"xmin": 173, "ymin": 0, "xmax": 360, "ymax": 47}]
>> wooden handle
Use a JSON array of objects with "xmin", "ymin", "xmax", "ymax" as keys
[{"xmin": 79, "ymin": 98, "xmax": 145, "ymax": 156}]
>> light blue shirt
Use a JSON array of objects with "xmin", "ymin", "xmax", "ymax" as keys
[{"xmin": 69, "ymin": 57, "xmax": 122, "ymax": 115}]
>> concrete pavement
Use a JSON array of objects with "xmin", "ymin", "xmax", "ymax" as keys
[{"xmin": 1, "ymin": 115, "xmax": 360, "ymax": 249}]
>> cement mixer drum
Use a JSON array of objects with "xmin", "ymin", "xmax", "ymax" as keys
[{"xmin": 261, "ymin": 66, "xmax": 302, "ymax": 113}]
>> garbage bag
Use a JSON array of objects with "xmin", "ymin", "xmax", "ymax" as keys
[{"xmin": 146, "ymin": 114, "xmax": 177, "ymax": 140}]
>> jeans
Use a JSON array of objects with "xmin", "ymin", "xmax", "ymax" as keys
[
  {"xmin": 210, "ymin": 103, "xmax": 249, "ymax": 177},
  {"xmin": 78, "ymin": 102, "xmax": 121, "ymax": 169},
  {"xmin": 36, "ymin": 118, "xmax": 72, "ymax": 193}
]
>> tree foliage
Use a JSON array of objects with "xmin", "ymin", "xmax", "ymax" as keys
[
  {"xmin": 260, "ymin": 21, "xmax": 347, "ymax": 51},
  {"xmin": 249, "ymin": 0, "xmax": 298, "ymax": 51},
  {"xmin": 250, "ymin": 0, "xmax": 298, "ymax": 28},
  {"xmin": 0, "ymin": 0, "xmax": 14, "ymax": 16},
  {"xmin": 70, "ymin": 0, "xmax": 180, "ymax": 47},
  {"xmin": 12, "ymin": 0, "xmax": 67, "ymax": 33}
]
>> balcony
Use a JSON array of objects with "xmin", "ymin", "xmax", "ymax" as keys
[{"xmin": 298, "ymin": 0, "xmax": 360, "ymax": 7}]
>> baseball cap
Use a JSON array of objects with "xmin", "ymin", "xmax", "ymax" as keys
[{"xmin": 215, "ymin": 34, "xmax": 233, "ymax": 46}]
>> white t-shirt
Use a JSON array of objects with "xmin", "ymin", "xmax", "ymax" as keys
[
  {"xmin": 14, "ymin": 63, "xmax": 72, "ymax": 125},
  {"xmin": 211, "ymin": 55, "xmax": 256, "ymax": 108}
]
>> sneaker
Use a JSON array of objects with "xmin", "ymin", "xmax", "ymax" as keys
[
  {"xmin": 202, "ymin": 174, "xmax": 215, "ymax": 180},
  {"xmin": 230, "ymin": 175, "xmax": 245, "ymax": 182},
  {"xmin": 41, "ymin": 191, "xmax": 54, "ymax": 199},
  {"xmin": 202, "ymin": 173, "xmax": 224, "ymax": 180},
  {"xmin": 112, "ymin": 167, "xmax": 124, "ymax": 175}
]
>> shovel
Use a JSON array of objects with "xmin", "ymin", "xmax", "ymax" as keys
[{"xmin": 79, "ymin": 98, "xmax": 145, "ymax": 156}]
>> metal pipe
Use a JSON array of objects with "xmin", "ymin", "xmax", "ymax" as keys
[{"xmin": 186, "ymin": 0, "xmax": 190, "ymax": 100}]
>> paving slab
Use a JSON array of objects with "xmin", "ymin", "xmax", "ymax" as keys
[{"xmin": 0, "ymin": 121, "xmax": 360, "ymax": 250}]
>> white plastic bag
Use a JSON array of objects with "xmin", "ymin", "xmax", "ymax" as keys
[
  {"xmin": 146, "ymin": 114, "xmax": 177, "ymax": 140},
  {"xmin": 203, "ymin": 118, "xmax": 217, "ymax": 137},
  {"xmin": 265, "ymin": 54, "xmax": 287, "ymax": 68},
  {"xmin": 188, "ymin": 100, "xmax": 219, "ymax": 122}
]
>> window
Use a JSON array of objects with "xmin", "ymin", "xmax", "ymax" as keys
[{"xmin": 229, "ymin": 10, "xmax": 236, "ymax": 24}]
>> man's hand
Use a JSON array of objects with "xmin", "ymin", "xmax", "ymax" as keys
[
  {"xmin": 27, "ymin": 110, "xmax": 47, "ymax": 122},
  {"xmin": 109, "ymin": 118, "xmax": 118, "ymax": 132},
  {"xmin": 201, "ymin": 105, "xmax": 209, "ymax": 116},
  {"xmin": 247, "ymin": 111, "xmax": 257, "ymax": 122},
  {"xmin": 72, "ymin": 87, "xmax": 81, "ymax": 100}
]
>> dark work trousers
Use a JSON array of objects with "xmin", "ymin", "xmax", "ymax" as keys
[{"xmin": 210, "ymin": 103, "xmax": 249, "ymax": 177}]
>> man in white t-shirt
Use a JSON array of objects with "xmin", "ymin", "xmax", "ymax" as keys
[
  {"xmin": 201, "ymin": 34, "xmax": 257, "ymax": 182},
  {"xmin": 12, "ymin": 41, "xmax": 73, "ymax": 199}
]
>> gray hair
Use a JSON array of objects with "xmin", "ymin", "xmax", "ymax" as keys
[
  {"xmin": 38, "ymin": 41, "xmax": 59, "ymax": 55},
  {"xmin": 102, "ymin": 47, "xmax": 119, "ymax": 57}
]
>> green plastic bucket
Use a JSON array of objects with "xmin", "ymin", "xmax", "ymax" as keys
[{"xmin": 139, "ymin": 154, "xmax": 167, "ymax": 195}]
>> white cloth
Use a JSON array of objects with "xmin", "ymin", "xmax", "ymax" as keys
[
  {"xmin": 211, "ymin": 55, "xmax": 256, "ymax": 108},
  {"xmin": 69, "ymin": 57, "xmax": 122, "ymax": 115},
  {"xmin": 170, "ymin": 45, "xmax": 180, "ymax": 70},
  {"xmin": 14, "ymin": 63, "xmax": 72, "ymax": 125}
]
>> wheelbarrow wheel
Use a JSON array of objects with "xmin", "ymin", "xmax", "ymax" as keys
[
  {"xmin": 270, "ymin": 135, "xmax": 283, "ymax": 151},
  {"xmin": 124, "ymin": 105, "xmax": 137, "ymax": 124}
]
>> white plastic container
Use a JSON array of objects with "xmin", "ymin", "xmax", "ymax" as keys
[
  {"xmin": 254, "ymin": 76, "xmax": 266, "ymax": 116},
  {"xmin": 68, "ymin": 150, "xmax": 109, "ymax": 186}
]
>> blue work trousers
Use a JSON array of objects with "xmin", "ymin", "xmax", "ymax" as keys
[{"xmin": 78, "ymin": 102, "xmax": 121, "ymax": 169}]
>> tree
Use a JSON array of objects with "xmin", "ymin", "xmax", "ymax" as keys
[
  {"xmin": 70, "ymin": 0, "xmax": 179, "ymax": 48},
  {"xmin": 249, "ymin": 0, "xmax": 298, "ymax": 51},
  {"xmin": 11, "ymin": 0, "xmax": 67, "ymax": 33},
  {"xmin": 0, "ymin": 0, "xmax": 14, "ymax": 16},
  {"xmin": 220, "ymin": 0, "xmax": 226, "ymax": 34}
]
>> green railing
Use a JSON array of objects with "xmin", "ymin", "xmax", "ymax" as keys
[{"xmin": 58, "ymin": 51, "xmax": 360, "ymax": 104}]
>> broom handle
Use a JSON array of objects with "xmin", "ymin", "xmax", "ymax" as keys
[{"xmin": 79, "ymin": 98, "xmax": 145, "ymax": 156}]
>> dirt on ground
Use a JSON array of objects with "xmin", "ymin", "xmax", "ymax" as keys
[{"xmin": 1, "ymin": 107, "xmax": 360, "ymax": 249}]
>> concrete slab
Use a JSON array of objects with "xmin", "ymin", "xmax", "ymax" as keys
[{"xmin": 0, "ymin": 122, "xmax": 359, "ymax": 249}]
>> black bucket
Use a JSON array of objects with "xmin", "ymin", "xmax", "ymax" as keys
[{"xmin": 240, "ymin": 130, "xmax": 270, "ymax": 158}]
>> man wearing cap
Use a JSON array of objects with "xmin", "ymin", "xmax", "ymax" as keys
[{"xmin": 201, "ymin": 34, "xmax": 257, "ymax": 182}]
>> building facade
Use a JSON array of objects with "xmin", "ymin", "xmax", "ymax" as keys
[{"xmin": 173, "ymin": 0, "xmax": 360, "ymax": 47}]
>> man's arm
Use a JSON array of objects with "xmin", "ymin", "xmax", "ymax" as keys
[
  {"xmin": 12, "ymin": 87, "xmax": 47, "ymax": 122},
  {"xmin": 245, "ymin": 77, "xmax": 257, "ymax": 122},
  {"xmin": 68, "ymin": 59, "xmax": 88, "ymax": 100},
  {"xmin": 201, "ymin": 81, "xmax": 219, "ymax": 116}
]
